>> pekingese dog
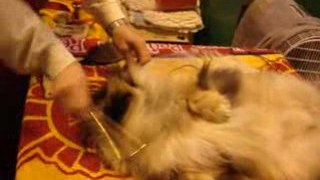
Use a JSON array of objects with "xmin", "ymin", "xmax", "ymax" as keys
[{"xmin": 85, "ymin": 56, "xmax": 320, "ymax": 180}]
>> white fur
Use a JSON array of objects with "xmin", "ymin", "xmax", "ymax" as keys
[{"xmin": 101, "ymin": 57, "xmax": 320, "ymax": 180}]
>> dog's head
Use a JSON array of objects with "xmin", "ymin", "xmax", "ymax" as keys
[
  {"xmin": 93, "ymin": 56, "xmax": 245, "ymax": 143},
  {"xmin": 90, "ymin": 56, "xmax": 290, "ymax": 179}
]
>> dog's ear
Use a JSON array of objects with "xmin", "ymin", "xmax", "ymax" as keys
[
  {"xmin": 103, "ymin": 75, "xmax": 133, "ymax": 123},
  {"xmin": 91, "ymin": 64, "xmax": 133, "ymax": 123},
  {"xmin": 198, "ymin": 60, "xmax": 242, "ymax": 101},
  {"xmin": 92, "ymin": 86, "xmax": 107, "ymax": 105}
]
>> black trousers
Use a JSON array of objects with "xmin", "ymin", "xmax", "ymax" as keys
[{"xmin": 0, "ymin": 66, "xmax": 29, "ymax": 180}]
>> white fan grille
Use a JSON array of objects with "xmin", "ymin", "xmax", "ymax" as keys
[
  {"xmin": 233, "ymin": 0, "xmax": 320, "ymax": 84},
  {"xmin": 277, "ymin": 30, "xmax": 320, "ymax": 83}
]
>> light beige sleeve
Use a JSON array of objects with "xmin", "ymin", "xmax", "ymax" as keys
[
  {"xmin": 83, "ymin": 0, "xmax": 126, "ymax": 28},
  {"xmin": 0, "ymin": 0, "xmax": 76, "ymax": 79}
]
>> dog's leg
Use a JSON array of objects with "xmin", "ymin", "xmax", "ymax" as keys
[{"xmin": 187, "ymin": 90, "xmax": 231, "ymax": 123}]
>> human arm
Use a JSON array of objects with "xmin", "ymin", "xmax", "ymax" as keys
[
  {"xmin": 83, "ymin": 0, "xmax": 150, "ymax": 64},
  {"xmin": 0, "ymin": 0, "xmax": 91, "ymax": 113}
]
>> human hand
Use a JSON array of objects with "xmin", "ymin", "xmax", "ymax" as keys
[
  {"xmin": 111, "ymin": 24, "xmax": 151, "ymax": 64},
  {"xmin": 50, "ymin": 62, "xmax": 92, "ymax": 114}
]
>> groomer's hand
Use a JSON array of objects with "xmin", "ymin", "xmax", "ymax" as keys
[
  {"xmin": 112, "ymin": 24, "xmax": 151, "ymax": 64},
  {"xmin": 51, "ymin": 62, "xmax": 92, "ymax": 114}
]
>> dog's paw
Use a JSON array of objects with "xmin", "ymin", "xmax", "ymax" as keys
[{"xmin": 188, "ymin": 91, "xmax": 231, "ymax": 123}]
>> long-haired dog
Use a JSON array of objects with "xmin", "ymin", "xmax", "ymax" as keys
[{"xmin": 85, "ymin": 56, "xmax": 320, "ymax": 180}]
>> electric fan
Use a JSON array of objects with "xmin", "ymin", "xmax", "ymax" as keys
[{"xmin": 233, "ymin": 0, "xmax": 320, "ymax": 83}]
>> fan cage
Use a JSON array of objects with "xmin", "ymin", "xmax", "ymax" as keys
[{"xmin": 277, "ymin": 29, "xmax": 320, "ymax": 83}]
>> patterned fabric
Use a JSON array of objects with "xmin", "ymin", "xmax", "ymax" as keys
[
  {"xmin": 16, "ymin": 66, "xmax": 128, "ymax": 180},
  {"xmin": 16, "ymin": 1, "xmax": 297, "ymax": 179},
  {"xmin": 39, "ymin": 0, "xmax": 109, "ymax": 58},
  {"xmin": 16, "ymin": 43, "xmax": 296, "ymax": 180}
]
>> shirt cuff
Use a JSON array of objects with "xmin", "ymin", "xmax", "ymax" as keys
[
  {"xmin": 44, "ymin": 44, "xmax": 77, "ymax": 79},
  {"xmin": 83, "ymin": 0, "xmax": 126, "ymax": 28}
]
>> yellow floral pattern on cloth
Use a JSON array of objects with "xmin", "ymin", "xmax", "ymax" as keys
[
  {"xmin": 16, "ymin": 66, "xmax": 133, "ymax": 180},
  {"xmin": 16, "ymin": 1, "xmax": 297, "ymax": 179},
  {"xmin": 39, "ymin": 0, "xmax": 109, "ymax": 58},
  {"xmin": 16, "ymin": 44, "xmax": 296, "ymax": 180}
]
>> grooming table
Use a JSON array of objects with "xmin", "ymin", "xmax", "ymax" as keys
[{"xmin": 16, "ymin": 43, "xmax": 296, "ymax": 180}]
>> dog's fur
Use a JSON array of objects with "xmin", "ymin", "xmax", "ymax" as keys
[{"xmin": 90, "ymin": 56, "xmax": 320, "ymax": 180}]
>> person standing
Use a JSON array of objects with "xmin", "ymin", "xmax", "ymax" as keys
[{"xmin": 0, "ymin": 0, "xmax": 150, "ymax": 179}]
